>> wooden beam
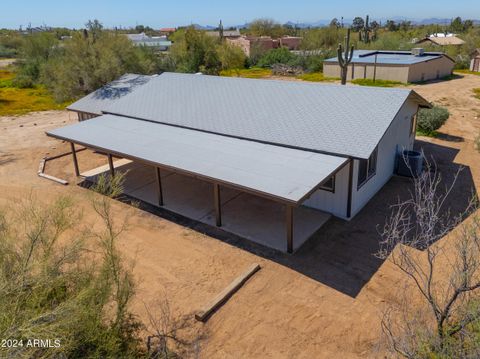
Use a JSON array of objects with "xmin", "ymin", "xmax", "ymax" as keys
[
  {"xmin": 286, "ymin": 205, "xmax": 294, "ymax": 253},
  {"xmin": 214, "ymin": 183, "xmax": 222, "ymax": 227},
  {"xmin": 195, "ymin": 263, "xmax": 261, "ymax": 322},
  {"xmin": 155, "ymin": 167, "xmax": 164, "ymax": 206},
  {"xmin": 107, "ymin": 154, "xmax": 115, "ymax": 177},
  {"xmin": 70, "ymin": 142, "xmax": 80, "ymax": 176},
  {"xmin": 38, "ymin": 173, "xmax": 68, "ymax": 185},
  {"xmin": 346, "ymin": 158, "xmax": 354, "ymax": 218}
]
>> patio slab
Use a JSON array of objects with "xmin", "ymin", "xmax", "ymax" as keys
[{"xmin": 84, "ymin": 161, "xmax": 331, "ymax": 253}]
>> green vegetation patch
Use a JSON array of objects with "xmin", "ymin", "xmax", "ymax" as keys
[
  {"xmin": 220, "ymin": 67, "xmax": 272, "ymax": 79},
  {"xmin": 351, "ymin": 78, "xmax": 408, "ymax": 87},
  {"xmin": 296, "ymin": 72, "xmax": 338, "ymax": 82},
  {"xmin": 455, "ymin": 69, "xmax": 480, "ymax": 76},
  {"xmin": 0, "ymin": 70, "xmax": 69, "ymax": 116},
  {"xmin": 473, "ymin": 88, "xmax": 480, "ymax": 100},
  {"xmin": 416, "ymin": 105, "xmax": 450, "ymax": 136}
]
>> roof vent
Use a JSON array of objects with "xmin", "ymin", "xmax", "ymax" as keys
[{"xmin": 411, "ymin": 48, "xmax": 425, "ymax": 56}]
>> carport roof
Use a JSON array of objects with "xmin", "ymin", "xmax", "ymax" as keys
[{"xmin": 46, "ymin": 114, "xmax": 348, "ymax": 204}]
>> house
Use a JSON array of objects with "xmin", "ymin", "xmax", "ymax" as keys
[
  {"xmin": 227, "ymin": 35, "xmax": 302, "ymax": 56},
  {"xmin": 415, "ymin": 35, "xmax": 465, "ymax": 46},
  {"xmin": 159, "ymin": 27, "xmax": 176, "ymax": 36},
  {"xmin": 48, "ymin": 73, "xmax": 430, "ymax": 253},
  {"xmin": 323, "ymin": 49, "xmax": 455, "ymax": 83},
  {"xmin": 206, "ymin": 29, "xmax": 242, "ymax": 39},
  {"xmin": 125, "ymin": 32, "xmax": 172, "ymax": 51},
  {"xmin": 470, "ymin": 49, "xmax": 480, "ymax": 72}
]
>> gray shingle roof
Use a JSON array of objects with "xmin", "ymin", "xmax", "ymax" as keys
[
  {"xmin": 47, "ymin": 114, "xmax": 347, "ymax": 203},
  {"xmin": 67, "ymin": 73, "xmax": 154, "ymax": 115},
  {"xmin": 324, "ymin": 50, "xmax": 451, "ymax": 65},
  {"xmin": 101, "ymin": 72, "xmax": 428, "ymax": 159}
]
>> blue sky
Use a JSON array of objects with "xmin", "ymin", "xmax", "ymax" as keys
[{"xmin": 2, "ymin": 0, "xmax": 478, "ymax": 29}]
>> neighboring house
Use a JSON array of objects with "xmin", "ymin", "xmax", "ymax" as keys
[
  {"xmin": 227, "ymin": 35, "xmax": 302, "ymax": 56},
  {"xmin": 470, "ymin": 49, "xmax": 480, "ymax": 72},
  {"xmin": 206, "ymin": 29, "xmax": 242, "ymax": 39},
  {"xmin": 48, "ymin": 73, "xmax": 430, "ymax": 253},
  {"xmin": 323, "ymin": 49, "xmax": 455, "ymax": 83},
  {"xmin": 125, "ymin": 32, "xmax": 172, "ymax": 51},
  {"xmin": 159, "ymin": 27, "xmax": 176, "ymax": 36},
  {"xmin": 415, "ymin": 35, "xmax": 465, "ymax": 46}
]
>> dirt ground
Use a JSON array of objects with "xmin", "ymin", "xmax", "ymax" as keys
[{"xmin": 1, "ymin": 74, "xmax": 480, "ymax": 358}]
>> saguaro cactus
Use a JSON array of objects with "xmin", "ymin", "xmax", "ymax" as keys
[
  {"xmin": 360, "ymin": 15, "xmax": 371, "ymax": 43},
  {"xmin": 337, "ymin": 28, "xmax": 354, "ymax": 85},
  {"xmin": 219, "ymin": 20, "xmax": 224, "ymax": 41}
]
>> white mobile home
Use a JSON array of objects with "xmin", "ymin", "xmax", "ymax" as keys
[{"xmin": 48, "ymin": 73, "xmax": 430, "ymax": 253}]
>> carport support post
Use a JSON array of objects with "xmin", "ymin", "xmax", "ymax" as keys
[
  {"xmin": 214, "ymin": 183, "xmax": 222, "ymax": 227},
  {"xmin": 286, "ymin": 205, "xmax": 294, "ymax": 254},
  {"xmin": 155, "ymin": 167, "xmax": 164, "ymax": 206},
  {"xmin": 70, "ymin": 142, "xmax": 80, "ymax": 176},
  {"xmin": 107, "ymin": 154, "xmax": 114, "ymax": 177}
]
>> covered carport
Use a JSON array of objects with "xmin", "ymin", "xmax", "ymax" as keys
[{"xmin": 46, "ymin": 114, "xmax": 348, "ymax": 253}]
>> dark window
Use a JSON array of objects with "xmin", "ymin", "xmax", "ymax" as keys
[
  {"xmin": 357, "ymin": 148, "xmax": 378, "ymax": 189},
  {"xmin": 320, "ymin": 175, "xmax": 335, "ymax": 192}
]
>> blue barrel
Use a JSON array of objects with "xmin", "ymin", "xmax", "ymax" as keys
[{"xmin": 396, "ymin": 150, "xmax": 423, "ymax": 177}]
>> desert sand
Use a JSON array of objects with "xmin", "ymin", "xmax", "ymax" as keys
[{"xmin": 1, "ymin": 73, "xmax": 479, "ymax": 358}]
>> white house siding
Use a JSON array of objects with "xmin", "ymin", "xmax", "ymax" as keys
[
  {"xmin": 350, "ymin": 99, "xmax": 418, "ymax": 217},
  {"xmin": 303, "ymin": 163, "xmax": 350, "ymax": 218},
  {"xmin": 304, "ymin": 99, "xmax": 418, "ymax": 220}
]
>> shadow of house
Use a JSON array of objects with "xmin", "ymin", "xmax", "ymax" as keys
[{"xmin": 79, "ymin": 139, "xmax": 476, "ymax": 298}]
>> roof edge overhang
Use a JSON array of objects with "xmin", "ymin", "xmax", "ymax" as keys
[
  {"xmin": 45, "ymin": 118, "xmax": 349, "ymax": 206},
  {"xmin": 407, "ymin": 90, "xmax": 432, "ymax": 108}
]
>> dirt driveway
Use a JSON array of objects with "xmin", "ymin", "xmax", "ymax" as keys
[{"xmin": 1, "ymin": 74, "xmax": 479, "ymax": 358}]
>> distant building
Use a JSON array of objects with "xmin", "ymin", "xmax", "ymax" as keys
[
  {"xmin": 206, "ymin": 29, "xmax": 242, "ymax": 39},
  {"xmin": 471, "ymin": 49, "xmax": 480, "ymax": 72},
  {"xmin": 125, "ymin": 32, "xmax": 172, "ymax": 51},
  {"xmin": 227, "ymin": 36, "xmax": 302, "ymax": 57},
  {"xmin": 415, "ymin": 35, "xmax": 465, "ymax": 46},
  {"xmin": 159, "ymin": 28, "xmax": 176, "ymax": 35},
  {"xmin": 323, "ymin": 49, "xmax": 455, "ymax": 83}
]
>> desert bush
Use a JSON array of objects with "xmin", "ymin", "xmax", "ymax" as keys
[
  {"xmin": 257, "ymin": 47, "xmax": 300, "ymax": 68},
  {"xmin": 416, "ymin": 106, "xmax": 450, "ymax": 133},
  {"xmin": 216, "ymin": 42, "xmax": 247, "ymax": 70},
  {"xmin": 0, "ymin": 176, "xmax": 144, "ymax": 357},
  {"xmin": 378, "ymin": 160, "xmax": 480, "ymax": 358}
]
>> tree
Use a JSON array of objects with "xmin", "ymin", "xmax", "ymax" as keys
[
  {"xmin": 377, "ymin": 159, "xmax": 480, "ymax": 357},
  {"xmin": 329, "ymin": 18, "xmax": 341, "ymax": 29},
  {"xmin": 216, "ymin": 42, "xmax": 246, "ymax": 70},
  {"xmin": 450, "ymin": 17, "xmax": 464, "ymax": 33},
  {"xmin": 248, "ymin": 18, "xmax": 286, "ymax": 37},
  {"xmin": 399, "ymin": 20, "xmax": 412, "ymax": 32},
  {"xmin": 352, "ymin": 17, "xmax": 365, "ymax": 32},
  {"xmin": 386, "ymin": 20, "xmax": 398, "ymax": 32}
]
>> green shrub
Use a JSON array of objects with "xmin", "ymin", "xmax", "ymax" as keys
[
  {"xmin": 417, "ymin": 106, "xmax": 450, "ymax": 133},
  {"xmin": 257, "ymin": 47, "xmax": 300, "ymax": 68}
]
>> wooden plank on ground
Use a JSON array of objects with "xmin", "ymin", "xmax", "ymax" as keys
[
  {"xmin": 195, "ymin": 263, "xmax": 261, "ymax": 322},
  {"xmin": 37, "ymin": 158, "xmax": 46, "ymax": 174},
  {"xmin": 38, "ymin": 173, "xmax": 68, "ymax": 185}
]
